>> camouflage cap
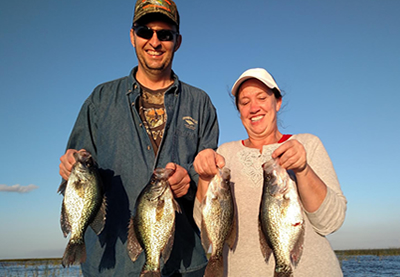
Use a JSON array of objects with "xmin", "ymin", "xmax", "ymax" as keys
[{"xmin": 133, "ymin": 0, "xmax": 179, "ymax": 27}]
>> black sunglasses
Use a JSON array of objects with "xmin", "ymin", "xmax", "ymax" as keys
[{"xmin": 133, "ymin": 25, "xmax": 178, "ymax": 41}]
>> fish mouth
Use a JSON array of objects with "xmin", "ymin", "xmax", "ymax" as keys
[{"xmin": 73, "ymin": 151, "xmax": 94, "ymax": 170}]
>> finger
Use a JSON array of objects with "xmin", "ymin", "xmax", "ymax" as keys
[
  {"xmin": 215, "ymin": 154, "xmax": 226, "ymax": 169},
  {"xmin": 172, "ymin": 184, "xmax": 189, "ymax": 198},
  {"xmin": 165, "ymin": 162, "xmax": 177, "ymax": 174},
  {"xmin": 168, "ymin": 164, "xmax": 188, "ymax": 185},
  {"xmin": 59, "ymin": 149, "xmax": 81, "ymax": 180},
  {"xmin": 272, "ymin": 143, "xmax": 289, "ymax": 159},
  {"xmin": 170, "ymin": 177, "xmax": 190, "ymax": 198},
  {"xmin": 59, "ymin": 165, "xmax": 68, "ymax": 180}
]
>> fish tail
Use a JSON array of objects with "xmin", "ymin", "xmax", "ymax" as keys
[
  {"xmin": 204, "ymin": 255, "xmax": 224, "ymax": 277},
  {"xmin": 140, "ymin": 270, "xmax": 161, "ymax": 277},
  {"xmin": 274, "ymin": 264, "xmax": 293, "ymax": 277},
  {"xmin": 62, "ymin": 240, "xmax": 86, "ymax": 267}
]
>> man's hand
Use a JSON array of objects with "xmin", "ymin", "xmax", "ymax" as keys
[
  {"xmin": 59, "ymin": 149, "xmax": 85, "ymax": 180},
  {"xmin": 165, "ymin": 163, "xmax": 191, "ymax": 198}
]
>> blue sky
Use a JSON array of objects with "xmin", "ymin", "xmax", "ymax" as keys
[{"xmin": 1, "ymin": 0, "xmax": 399, "ymax": 259}]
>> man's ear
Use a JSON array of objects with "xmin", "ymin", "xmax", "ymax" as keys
[
  {"xmin": 174, "ymin": 34, "xmax": 182, "ymax": 52},
  {"xmin": 130, "ymin": 29, "xmax": 136, "ymax": 48}
]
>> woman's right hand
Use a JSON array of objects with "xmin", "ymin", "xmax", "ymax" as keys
[
  {"xmin": 193, "ymin": 149, "xmax": 225, "ymax": 182},
  {"xmin": 194, "ymin": 149, "xmax": 225, "ymax": 201}
]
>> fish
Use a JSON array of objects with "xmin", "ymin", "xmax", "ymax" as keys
[
  {"xmin": 127, "ymin": 168, "xmax": 181, "ymax": 277},
  {"xmin": 259, "ymin": 159, "xmax": 305, "ymax": 277},
  {"xmin": 57, "ymin": 150, "xmax": 106, "ymax": 267},
  {"xmin": 200, "ymin": 167, "xmax": 236, "ymax": 277}
]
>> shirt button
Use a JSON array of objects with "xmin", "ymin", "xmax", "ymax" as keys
[{"xmin": 147, "ymin": 146, "xmax": 151, "ymax": 151}]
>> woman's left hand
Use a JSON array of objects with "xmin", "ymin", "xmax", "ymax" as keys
[{"xmin": 272, "ymin": 139, "xmax": 308, "ymax": 174}]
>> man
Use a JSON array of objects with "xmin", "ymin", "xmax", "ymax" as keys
[{"xmin": 59, "ymin": 0, "xmax": 219, "ymax": 276}]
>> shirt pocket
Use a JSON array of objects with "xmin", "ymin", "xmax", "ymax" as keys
[{"xmin": 171, "ymin": 122, "xmax": 199, "ymax": 164}]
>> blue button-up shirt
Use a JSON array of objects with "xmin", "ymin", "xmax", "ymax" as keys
[{"xmin": 64, "ymin": 67, "xmax": 219, "ymax": 276}]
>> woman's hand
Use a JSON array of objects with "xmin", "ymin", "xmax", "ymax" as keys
[
  {"xmin": 272, "ymin": 139, "xmax": 308, "ymax": 174},
  {"xmin": 193, "ymin": 149, "xmax": 225, "ymax": 201},
  {"xmin": 272, "ymin": 139, "xmax": 327, "ymax": 212},
  {"xmin": 193, "ymin": 149, "xmax": 225, "ymax": 181}
]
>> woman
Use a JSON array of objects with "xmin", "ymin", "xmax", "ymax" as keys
[{"xmin": 193, "ymin": 68, "xmax": 347, "ymax": 276}]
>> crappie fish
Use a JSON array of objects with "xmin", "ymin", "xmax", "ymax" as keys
[
  {"xmin": 259, "ymin": 159, "xmax": 304, "ymax": 277},
  {"xmin": 127, "ymin": 168, "xmax": 181, "ymax": 277},
  {"xmin": 201, "ymin": 167, "xmax": 236, "ymax": 277},
  {"xmin": 58, "ymin": 150, "xmax": 106, "ymax": 267}
]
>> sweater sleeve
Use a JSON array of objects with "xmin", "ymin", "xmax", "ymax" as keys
[
  {"xmin": 193, "ymin": 197, "xmax": 202, "ymax": 229},
  {"xmin": 298, "ymin": 134, "xmax": 347, "ymax": 236}
]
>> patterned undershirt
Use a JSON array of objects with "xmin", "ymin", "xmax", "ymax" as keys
[{"xmin": 137, "ymin": 84, "xmax": 171, "ymax": 155}]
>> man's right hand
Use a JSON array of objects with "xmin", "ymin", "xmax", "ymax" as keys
[{"xmin": 59, "ymin": 149, "xmax": 85, "ymax": 180}]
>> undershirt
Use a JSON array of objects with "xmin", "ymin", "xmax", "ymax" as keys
[
  {"xmin": 241, "ymin": 134, "xmax": 292, "ymax": 146},
  {"xmin": 137, "ymin": 84, "xmax": 171, "ymax": 155}
]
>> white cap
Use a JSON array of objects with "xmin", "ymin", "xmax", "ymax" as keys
[{"xmin": 231, "ymin": 68, "xmax": 281, "ymax": 97}]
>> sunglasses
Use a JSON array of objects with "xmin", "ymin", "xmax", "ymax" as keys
[{"xmin": 133, "ymin": 25, "xmax": 178, "ymax": 41}]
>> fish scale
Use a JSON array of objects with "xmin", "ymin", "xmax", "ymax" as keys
[
  {"xmin": 58, "ymin": 150, "xmax": 106, "ymax": 268},
  {"xmin": 201, "ymin": 167, "xmax": 236, "ymax": 277},
  {"xmin": 259, "ymin": 159, "xmax": 305, "ymax": 277},
  {"xmin": 127, "ymin": 168, "xmax": 181, "ymax": 277}
]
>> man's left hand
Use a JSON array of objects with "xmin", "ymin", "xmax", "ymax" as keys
[{"xmin": 165, "ymin": 162, "xmax": 190, "ymax": 198}]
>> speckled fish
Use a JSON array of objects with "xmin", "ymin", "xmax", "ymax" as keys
[
  {"xmin": 127, "ymin": 168, "xmax": 181, "ymax": 277},
  {"xmin": 57, "ymin": 150, "xmax": 106, "ymax": 267},
  {"xmin": 259, "ymin": 159, "xmax": 305, "ymax": 277},
  {"xmin": 201, "ymin": 167, "xmax": 236, "ymax": 277}
]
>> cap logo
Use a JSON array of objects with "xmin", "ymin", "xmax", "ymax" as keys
[{"xmin": 142, "ymin": 0, "xmax": 172, "ymax": 12}]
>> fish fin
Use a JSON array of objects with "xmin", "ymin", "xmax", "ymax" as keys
[
  {"xmin": 173, "ymin": 198, "xmax": 182, "ymax": 214},
  {"xmin": 127, "ymin": 216, "xmax": 143, "ymax": 262},
  {"xmin": 57, "ymin": 179, "xmax": 67, "ymax": 195},
  {"xmin": 60, "ymin": 201, "xmax": 71, "ymax": 237},
  {"xmin": 290, "ymin": 223, "xmax": 305, "ymax": 267},
  {"xmin": 226, "ymin": 214, "xmax": 237, "ymax": 251},
  {"xmin": 258, "ymin": 218, "xmax": 273, "ymax": 263},
  {"xmin": 204, "ymin": 255, "xmax": 224, "ymax": 277},
  {"xmin": 90, "ymin": 195, "xmax": 107, "ymax": 235},
  {"xmin": 269, "ymin": 181, "xmax": 288, "ymax": 197},
  {"xmin": 161, "ymin": 223, "xmax": 175, "ymax": 263},
  {"xmin": 62, "ymin": 239, "xmax": 86, "ymax": 267},
  {"xmin": 200, "ymin": 218, "xmax": 211, "ymax": 254}
]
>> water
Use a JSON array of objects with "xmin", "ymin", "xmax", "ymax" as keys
[
  {"xmin": 0, "ymin": 260, "xmax": 82, "ymax": 277},
  {"xmin": 1, "ymin": 255, "xmax": 399, "ymax": 276},
  {"xmin": 340, "ymin": 255, "xmax": 400, "ymax": 277}
]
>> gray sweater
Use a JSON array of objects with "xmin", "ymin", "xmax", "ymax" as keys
[{"xmin": 194, "ymin": 133, "xmax": 347, "ymax": 276}]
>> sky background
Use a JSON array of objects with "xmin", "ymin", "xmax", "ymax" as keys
[{"xmin": 1, "ymin": 0, "xmax": 399, "ymax": 259}]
